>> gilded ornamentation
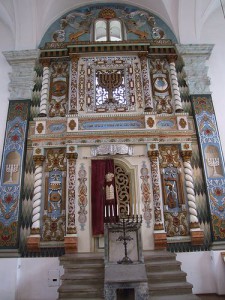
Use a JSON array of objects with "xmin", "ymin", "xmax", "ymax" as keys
[
  {"xmin": 69, "ymin": 120, "xmax": 76, "ymax": 130},
  {"xmin": 150, "ymin": 59, "xmax": 174, "ymax": 114},
  {"xmin": 35, "ymin": 148, "xmax": 41, "ymax": 154},
  {"xmin": 42, "ymin": 216, "xmax": 65, "ymax": 241},
  {"xmin": 67, "ymin": 154, "xmax": 77, "ymax": 234},
  {"xmin": 164, "ymin": 212, "xmax": 188, "ymax": 237},
  {"xmin": 180, "ymin": 150, "xmax": 192, "ymax": 162},
  {"xmin": 33, "ymin": 155, "xmax": 45, "ymax": 167},
  {"xmin": 69, "ymin": 146, "xmax": 75, "ymax": 152},
  {"xmin": 140, "ymin": 161, "xmax": 152, "ymax": 227},
  {"xmin": 49, "ymin": 69, "xmax": 68, "ymax": 117},
  {"xmin": 139, "ymin": 53, "xmax": 153, "ymax": 111},
  {"xmin": 147, "ymin": 150, "xmax": 163, "ymax": 227},
  {"xmin": 179, "ymin": 118, "xmax": 187, "ymax": 129},
  {"xmin": 36, "ymin": 123, "xmax": 44, "ymax": 134},
  {"xmin": 46, "ymin": 149, "xmax": 66, "ymax": 171},
  {"xmin": 147, "ymin": 117, "xmax": 155, "ymax": 128},
  {"xmin": 78, "ymin": 64, "xmax": 85, "ymax": 111},
  {"xmin": 98, "ymin": 8, "xmax": 116, "ymax": 19},
  {"xmin": 115, "ymin": 164, "xmax": 130, "ymax": 217},
  {"xmin": 159, "ymin": 145, "xmax": 180, "ymax": 168},
  {"xmin": 155, "ymin": 96, "xmax": 173, "ymax": 114},
  {"xmin": 78, "ymin": 163, "xmax": 88, "ymax": 230},
  {"xmin": 81, "ymin": 56, "xmax": 138, "ymax": 113},
  {"xmin": 69, "ymin": 55, "xmax": 79, "ymax": 113}
]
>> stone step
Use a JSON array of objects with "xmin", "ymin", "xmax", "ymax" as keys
[
  {"xmin": 150, "ymin": 294, "xmax": 200, "ymax": 300},
  {"xmin": 147, "ymin": 270, "xmax": 187, "ymax": 283},
  {"xmin": 61, "ymin": 273, "xmax": 104, "ymax": 281},
  {"xmin": 143, "ymin": 250, "xmax": 177, "ymax": 261},
  {"xmin": 149, "ymin": 281, "xmax": 193, "ymax": 296},
  {"xmin": 58, "ymin": 284, "xmax": 104, "ymax": 298},
  {"xmin": 145, "ymin": 259, "xmax": 182, "ymax": 272},
  {"xmin": 63, "ymin": 263, "xmax": 104, "ymax": 270}
]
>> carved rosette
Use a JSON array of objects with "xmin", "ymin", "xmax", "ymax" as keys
[
  {"xmin": 66, "ymin": 152, "xmax": 78, "ymax": 234},
  {"xmin": 69, "ymin": 55, "xmax": 79, "ymax": 113},
  {"xmin": 139, "ymin": 53, "xmax": 153, "ymax": 111},
  {"xmin": 148, "ymin": 150, "xmax": 164, "ymax": 230},
  {"xmin": 168, "ymin": 57, "xmax": 183, "ymax": 113},
  {"xmin": 181, "ymin": 150, "xmax": 200, "ymax": 228},
  {"xmin": 39, "ymin": 60, "xmax": 50, "ymax": 117},
  {"xmin": 31, "ymin": 155, "xmax": 45, "ymax": 234}
]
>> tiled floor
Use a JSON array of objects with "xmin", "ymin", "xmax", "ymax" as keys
[{"xmin": 197, "ymin": 295, "xmax": 225, "ymax": 299}]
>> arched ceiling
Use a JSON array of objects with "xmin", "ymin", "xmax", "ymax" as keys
[{"xmin": 0, "ymin": 0, "xmax": 223, "ymax": 50}]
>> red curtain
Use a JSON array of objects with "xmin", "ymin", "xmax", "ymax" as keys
[{"xmin": 91, "ymin": 159, "xmax": 117, "ymax": 236}]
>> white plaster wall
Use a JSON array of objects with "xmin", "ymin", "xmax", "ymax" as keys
[
  {"xmin": 0, "ymin": 257, "xmax": 63, "ymax": 300},
  {"xmin": 177, "ymin": 251, "xmax": 225, "ymax": 295},
  {"xmin": 0, "ymin": 258, "xmax": 18, "ymax": 300}
]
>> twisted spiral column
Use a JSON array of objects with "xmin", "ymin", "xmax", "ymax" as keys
[
  {"xmin": 168, "ymin": 57, "xmax": 183, "ymax": 113},
  {"xmin": 31, "ymin": 155, "xmax": 45, "ymax": 234},
  {"xmin": 39, "ymin": 60, "xmax": 50, "ymax": 117},
  {"xmin": 181, "ymin": 150, "xmax": 200, "ymax": 228}
]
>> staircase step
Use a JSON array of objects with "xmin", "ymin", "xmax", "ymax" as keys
[
  {"xmin": 144, "ymin": 250, "xmax": 177, "ymax": 261},
  {"xmin": 150, "ymin": 294, "xmax": 200, "ymax": 300},
  {"xmin": 145, "ymin": 259, "xmax": 182, "ymax": 272},
  {"xmin": 147, "ymin": 270, "xmax": 187, "ymax": 283},
  {"xmin": 149, "ymin": 282, "xmax": 193, "ymax": 296},
  {"xmin": 61, "ymin": 273, "xmax": 104, "ymax": 280}
]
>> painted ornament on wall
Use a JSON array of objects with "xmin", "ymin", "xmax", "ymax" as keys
[
  {"xmin": 42, "ymin": 148, "xmax": 66, "ymax": 241},
  {"xmin": 192, "ymin": 95, "xmax": 225, "ymax": 241},
  {"xmin": 0, "ymin": 100, "xmax": 30, "ymax": 247}
]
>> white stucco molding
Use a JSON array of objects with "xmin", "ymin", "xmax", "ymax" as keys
[
  {"xmin": 3, "ymin": 49, "xmax": 40, "ymax": 100},
  {"xmin": 176, "ymin": 44, "xmax": 214, "ymax": 95}
]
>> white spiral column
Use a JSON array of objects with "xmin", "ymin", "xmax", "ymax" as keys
[
  {"xmin": 39, "ymin": 60, "xmax": 50, "ymax": 117},
  {"xmin": 168, "ymin": 57, "xmax": 183, "ymax": 113},
  {"xmin": 31, "ymin": 155, "xmax": 45, "ymax": 234},
  {"xmin": 181, "ymin": 149, "xmax": 204, "ymax": 245},
  {"xmin": 181, "ymin": 150, "xmax": 200, "ymax": 226}
]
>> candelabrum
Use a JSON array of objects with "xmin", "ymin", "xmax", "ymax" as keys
[
  {"xmin": 106, "ymin": 214, "xmax": 142, "ymax": 264},
  {"xmin": 207, "ymin": 157, "xmax": 220, "ymax": 177},
  {"xmin": 6, "ymin": 163, "xmax": 18, "ymax": 183}
]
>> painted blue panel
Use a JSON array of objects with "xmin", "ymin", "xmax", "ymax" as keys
[
  {"xmin": 156, "ymin": 120, "xmax": 174, "ymax": 128},
  {"xmin": 0, "ymin": 100, "xmax": 30, "ymax": 248},
  {"xmin": 79, "ymin": 119, "xmax": 143, "ymax": 130}
]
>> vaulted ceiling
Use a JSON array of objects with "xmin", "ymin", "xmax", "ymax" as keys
[{"xmin": 0, "ymin": 0, "xmax": 224, "ymax": 50}]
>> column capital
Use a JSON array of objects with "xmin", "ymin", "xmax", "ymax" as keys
[
  {"xmin": 40, "ymin": 58, "xmax": 51, "ymax": 67},
  {"xmin": 69, "ymin": 54, "xmax": 80, "ymax": 62},
  {"xmin": 180, "ymin": 150, "xmax": 192, "ymax": 162},
  {"xmin": 148, "ymin": 150, "xmax": 159, "ymax": 159},
  {"xmin": 167, "ymin": 55, "xmax": 178, "ymax": 64},
  {"xmin": 138, "ymin": 52, "xmax": 148, "ymax": 59},
  {"xmin": 33, "ymin": 155, "xmax": 45, "ymax": 166},
  {"xmin": 66, "ymin": 152, "xmax": 78, "ymax": 160}
]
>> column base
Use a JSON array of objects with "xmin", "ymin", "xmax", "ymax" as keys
[
  {"xmin": 190, "ymin": 229, "xmax": 204, "ymax": 246},
  {"xmin": 27, "ymin": 236, "xmax": 40, "ymax": 252},
  {"xmin": 154, "ymin": 232, "xmax": 167, "ymax": 250},
  {"xmin": 64, "ymin": 236, "xmax": 78, "ymax": 254}
]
